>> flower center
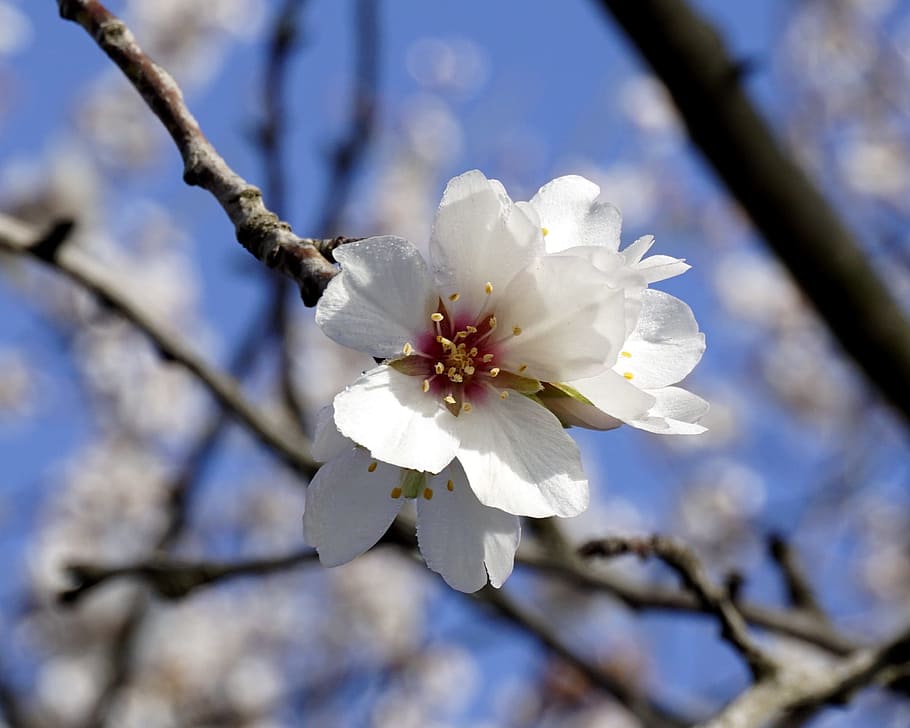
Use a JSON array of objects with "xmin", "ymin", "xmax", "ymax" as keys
[{"xmin": 390, "ymin": 285, "xmax": 542, "ymax": 417}]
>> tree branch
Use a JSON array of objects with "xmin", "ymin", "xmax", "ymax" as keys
[
  {"xmin": 0, "ymin": 214, "xmax": 317, "ymax": 477},
  {"xmin": 56, "ymin": 0, "xmax": 342, "ymax": 305},
  {"xmin": 60, "ymin": 549, "xmax": 319, "ymax": 603},
  {"xmin": 701, "ymin": 626, "xmax": 910, "ymax": 727},
  {"xmin": 580, "ymin": 535, "xmax": 777, "ymax": 681},
  {"xmin": 597, "ymin": 0, "xmax": 910, "ymax": 426}
]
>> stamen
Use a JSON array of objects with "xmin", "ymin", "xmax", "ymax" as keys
[
  {"xmin": 447, "ymin": 367, "xmax": 457, "ymax": 378},
  {"xmin": 490, "ymin": 367, "xmax": 500, "ymax": 377},
  {"xmin": 462, "ymin": 402, "xmax": 473, "ymax": 412},
  {"xmin": 451, "ymin": 374, "xmax": 463, "ymax": 383},
  {"xmin": 541, "ymin": 226, "xmax": 549, "ymax": 237},
  {"xmin": 423, "ymin": 487, "xmax": 434, "ymax": 500},
  {"xmin": 624, "ymin": 372, "xmax": 635, "ymax": 380},
  {"xmin": 367, "ymin": 461, "xmax": 378, "ymax": 473},
  {"xmin": 464, "ymin": 365, "xmax": 475, "ymax": 375},
  {"xmin": 455, "ymin": 331, "xmax": 468, "ymax": 339},
  {"xmin": 518, "ymin": 364, "xmax": 528, "ymax": 373},
  {"xmin": 466, "ymin": 325, "xmax": 477, "ymax": 334},
  {"xmin": 422, "ymin": 379, "xmax": 430, "ymax": 392},
  {"xmin": 446, "ymin": 479, "xmax": 454, "ymax": 492},
  {"xmin": 484, "ymin": 281, "xmax": 493, "ymax": 295},
  {"xmin": 402, "ymin": 342, "xmax": 413, "ymax": 355},
  {"xmin": 482, "ymin": 354, "xmax": 494, "ymax": 363},
  {"xmin": 444, "ymin": 394, "xmax": 457, "ymax": 405},
  {"xmin": 512, "ymin": 326, "xmax": 522, "ymax": 336},
  {"xmin": 448, "ymin": 292, "xmax": 460, "ymax": 302},
  {"xmin": 430, "ymin": 312, "xmax": 444, "ymax": 323},
  {"xmin": 390, "ymin": 487, "xmax": 402, "ymax": 499},
  {"xmin": 469, "ymin": 347, "xmax": 478, "ymax": 357},
  {"xmin": 488, "ymin": 316, "xmax": 497, "ymax": 329},
  {"xmin": 435, "ymin": 362, "xmax": 445, "ymax": 375},
  {"xmin": 500, "ymin": 391, "xmax": 509, "ymax": 399},
  {"xmin": 620, "ymin": 351, "xmax": 632, "ymax": 358}
]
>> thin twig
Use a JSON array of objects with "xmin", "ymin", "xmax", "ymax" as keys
[
  {"xmin": 56, "ymin": 0, "xmax": 342, "ymax": 305},
  {"xmin": 768, "ymin": 533, "xmax": 829, "ymax": 621},
  {"xmin": 61, "ymin": 549, "xmax": 319, "ymax": 603},
  {"xmin": 580, "ymin": 535, "xmax": 778, "ymax": 680},
  {"xmin": 0, "ymin": 214, "xmax": 317, "ymax": 477},
  {"xmin": 597, "ymin": 0, "xmax": 910, "ymax": 426},
  {"xmin": 475, "ymin": 586, "xmax": 691, "ymax": 728}
]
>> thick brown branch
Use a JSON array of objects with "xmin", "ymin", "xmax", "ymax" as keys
[
  {"xmin": 56, "ymin": 0, "xmax": 341, "ymax": 305},
  {"xmin": 598, "ymin": 0, "xmax": 910, "ymax": 426}
]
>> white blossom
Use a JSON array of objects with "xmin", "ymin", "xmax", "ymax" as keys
[
  {"xmin": 304, "ymin": 406, "xmax": 520, "ymax": 593},
  {"xmin": 316, "ymin": 170, "xmax": 630, "ymax": 518},
  {"xmin": 527, "ymin": 175, "xmax": 708, "ymax": 435}
]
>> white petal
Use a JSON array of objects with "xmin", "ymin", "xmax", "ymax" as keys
[
  {"xmin": 628, "ymin": 386, "xmax": 709, "ymax": 435},
  {"xmin": 429, "ymin": 170, "xmax": 543, "ymax": 320},
  {"xmin": 530, "ymin": 175, "xmax": 622, "ymax": 253},
  {"xmin": 303, "ymin": 447, "xmax": 402, "ymax": 566},
  {"xmin": 494, "ymin": 255, "xmax": 625, "ymax": 382},
  {"xmin": 621, "ymin": 234, "xmax": 655, "ymax": 264},
  {"xmin": 417, "ymin": 463, "xmax": 520, "ymax": 592},
  {"xmin": 316, "ymin": 236, "xmax": 438, "ymax": 359},
  {"xmin": 333, "ymin": 365, "xmax": 459, "ymax": 473},
  {"xmin": 454, "ymin": 392, "xmax": 589, "ymax": 518},
  {"xmin": 313, "ymin": 405, "xmax": 351, "ymax": 461},
  {"xmin": 569, "ymin": 369, "xmax": 656, "ymax": 422},
  {"xmin": 634, "ymin": 254, "xmax": 691, "ymax": 284},
  {"xmin": 538, "ymin": 393, "xmax": 623, "ymax": 430},
  {"xmin": 615, "ymin": 290, "xmax": 705, "ymax": 389}
]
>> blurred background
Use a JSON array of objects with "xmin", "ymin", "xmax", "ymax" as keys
[{"xmin": 1, "ymin": 0, "xmax": 909, "ymax": 725}]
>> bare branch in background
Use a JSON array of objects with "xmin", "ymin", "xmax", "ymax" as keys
[
  {"xmin": 0, "ymin": 213, "xmax": 317, "ymax": 476},
  {"xmin": 61, "ymin": 549, "xmax": 319, "ymax": 603},
  {"xmin": 56, "ymin": 0, "xmax": 342, "ymax": 305},
  {"xmin": 597, "ymin": 0, "xmax": 910, "ymax": 426},
  {"xmin": 580, "ymin": 535, "xmax": 777, "ymax": 680},
  {"xmin": 702, "ymin": 625, "xmax": 910, "ymax": 727},
  {"xmin": 768, "ymin": 533, "xmax": 829, "ymax": 621}
]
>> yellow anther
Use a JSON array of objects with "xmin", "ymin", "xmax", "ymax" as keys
[
  {"xmin": 435, "ymin": 362, "xmax": 445, "ymax": 374},
  {"xmin": 519, "ymin": 364, "xmax": 528, "ymax": 373},
  {"xmin": 451, "ymin": 374, "xmax": 464, "ymax": 383},
  {"xmin": 455, "ymin": 331, "xmax": 468, "ymax": 339},
  {"xmin": 368, "ymin": 460, "xmax": 378, "ymax": 473},
  {"xmin": 484, "ymin": 281, "xmax": 493, "ymax": 295},
  {"xmin": 448, "ymin": 292, "xmax": 461, "ymax": 302},
  {"xmin": 621, "ymin": 350, "xmax": 632, "ymax": 358},
  {"xmin": 512, "ymin": 326, "xmax": 522, "ymax": 336},
  {"xmin": 446, "ymin": 479, "xmax": 454, "ymax": 492},
  {"xmin": 624, "ymin": 371, "xmax": 635, "ymax": 380},
  {"xmin": 500, "ymin": 390, "xmax": 509, "ymax": 400},
  {"xmin": 402, "ymin": 342, "xmax": 413, "ymax": 355},
  {"xmin": 466, "ymin": 325, "xmax": 477, "ymax": 334},
  {"xmin": 422, "ymin": 379, "xmax": 430, "ymax": 392},
  {"xmin": 431, "ymin": 312, "xmax": 444, "ymax": 322},
  {"xmin": 490, "ymin": 367, "xmax": 500, "ymax": 377},
  {"xmin": 444, "ymin": 394, "xmax": 457, "ymax": 404},
  {"xmin": 423, "ymin": 487, "xmax": 434, "ymax": 500},
  {"xmin": 482, "ymin": 353, "xmax": 494, "ymax": 363},
  {"xmin": 469, "ymin": 347, "xmax": 478, "ymax": 357},
  {"xmin": 464, "ymin": 365, "xmax": 475, "ymax": 375},
  {"xmin": 447, "ymin": 367, "xmax": 457, "ymax": 378},
  {"xmin": 390, "ymin": 487, "xmax": 402, "ymax": 499},
  {"xmin": 542, "ymin": 226, "xmax": 549, "ymax": 236},
  {"xmin": 488, "ymin": 316, "xmax": 497, "ymax": 328},
  {"xmin": 462, "ymin": 402, "xmax": 473, "ymax": 412}
]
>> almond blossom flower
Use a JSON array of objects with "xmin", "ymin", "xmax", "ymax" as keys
[
  {"xmin": 304, "ymin": 407, "xmax": 519, "ymax": 593},
  {"xmin": 316, "ymin": 170, "xmax": 630, "ymax": 518},
  {"xmin": 526, "ymin": 175, "xmax": 708, "ymax": 434}
]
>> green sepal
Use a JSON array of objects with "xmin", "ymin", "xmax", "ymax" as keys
[
  {"xmin": 388, "ymin": 355, "xmax": 429, "ymax": 376},
  {"xmin": 542, "ymin": 382, "xmax": 594, "ymax": 406},
  {"xmin": 398, "ymin": 469, "xmax": 428, "ymax": 499},
  {"xmin": 494, "ymin": 371, "xmax": 542, "ymax": 394}
]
